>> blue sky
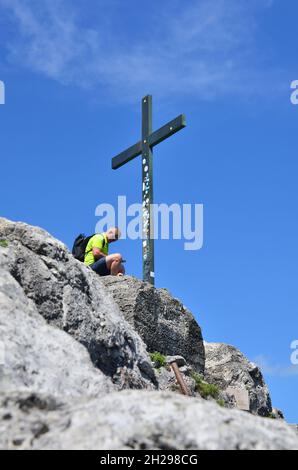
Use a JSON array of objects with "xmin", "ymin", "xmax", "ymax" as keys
[{"xmin": 0, "ymin": 0, "xmax": 297, "ymax": 422}]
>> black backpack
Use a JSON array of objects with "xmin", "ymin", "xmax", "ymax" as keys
[
  {"xmin": 72, "ymin": 233, "xmax": 95, "ymax": 262},
  {"xmin": 72, "ymin": 233, "xmax": 107, "ymax": 262}
]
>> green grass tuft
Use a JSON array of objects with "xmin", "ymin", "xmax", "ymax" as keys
[
  {"xmin": 217, "ymin": 399, "xmax": 226, "ymax": 408},
  {"xmin": 149, "ymin": 351, "xmax": 167, "ymax": 368},
  {"xmin": 0, "ymin": 239, "xmax": 8, "ymax": 248},
  {"xmin": 190, "ymin": 371, "xmax": 220, "ymax": 399}
]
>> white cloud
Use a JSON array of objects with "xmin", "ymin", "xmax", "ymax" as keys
[
  {"xmin": 0, "ymin": 0, "xmax": 276, "ymax": 102},
  {"xmin": 254, "ymin": 354, "xmax": 298, "ymax": 378}
]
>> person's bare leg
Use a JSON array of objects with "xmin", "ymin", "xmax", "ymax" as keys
[
  {"xmin": 105, "ymin": 254, "xmax": 123, "ymax": 276},
  {"xmin": 117, "ymin": 264, "xmax": 125, "ymax": 277},
  {"xmin": 110, "ymin": 260, "xmax": 122, "ymax": 276}
]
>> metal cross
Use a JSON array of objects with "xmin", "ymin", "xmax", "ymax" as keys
[{"xmin": 112, "ymin": 95, "xmax": 186, "ymax": 285}]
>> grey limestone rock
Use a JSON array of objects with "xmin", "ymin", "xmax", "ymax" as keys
[
  {"xmin": 0, "ymin": 218, "xmax": 294, "ymax": 450},
  {"xmin": 0, "ymin": 268, "xmax": 113, "ymax": 399},
  {"xmin": 0, "ymin": 218, "xmax": 155, "ymax": 389},
  {"xmin": 101, "ymin": 276, "xmax": 205, "ymax": 374},
  {"xmin": 1, "ymin": 390, "xmax": 297, "ymax": 450},
  {"xmin": 204, "ymin": 342, "xmax": 272, "ymax": 416}
]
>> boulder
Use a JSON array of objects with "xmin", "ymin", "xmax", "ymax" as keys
[
  {"xmin": 0, "ymin": 268, "xmax": 113, "ymax": 399},
  {"xmin": 1, "ymin": 390, "xmax": 297, "ymax": 450},
  {"xmin": 0, "ymin": 218, "xmax": 155, "ymax": 389},
  {"xmin": 271, "ymin": 408, "xmax": 285, "ymax": 420},
  {"xmin": 290, "ymin": 425, "xmax": 298, "ymax": 435},
  {"xmin": 101, "ymin": 276, "xmax": 205, "ymax": 374},
  {"xmin": 204, "ymin": 342, "xmax": 272, "ymax": 416}
]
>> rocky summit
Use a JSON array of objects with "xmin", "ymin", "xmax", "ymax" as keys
[
  {"xmin": 204, "ymin": 342, "xmax": 272, "ymax": 417},
  {"xmin": 0, "ymin": 217, "xmax": 297, "ymax": 450},
  {"xmin": 101, "ymin": 276, "xmax": 205, "ymax": 373}
]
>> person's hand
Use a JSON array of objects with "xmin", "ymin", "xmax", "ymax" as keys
[{"xmin": 117, "ymin": 273, "xmax": 124, "ymax": 277}]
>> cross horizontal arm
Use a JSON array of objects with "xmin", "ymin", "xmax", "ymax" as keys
[
  {"xmin": 148, "ymin": 114, "xmax": 186, "ymax": 148},
  {"xmin": 112, "ymin": 141, "xmax": 142, "ymax": 170},
  {"xmin": 111, "ymin": 114, "xmax": 186, "ymax": 170}
]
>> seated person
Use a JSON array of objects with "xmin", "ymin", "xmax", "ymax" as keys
[{"xmin": 84, "ymin": 227, "xmax": 125, "ymax": 277}]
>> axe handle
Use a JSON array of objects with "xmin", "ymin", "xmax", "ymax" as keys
[{"xmin": 171, "ymin": 361, "xmax": 191, "ymax": 396}]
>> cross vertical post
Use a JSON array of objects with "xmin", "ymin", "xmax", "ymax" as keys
[{"xmin": 142, "ymin": 95, "xmax": 154, "ymax": 285}]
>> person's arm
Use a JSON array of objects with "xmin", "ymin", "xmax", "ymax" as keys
[
  {"xmin": 92, "ymin": 247, "xmax": 106, "ymax": 260},
  {"xmin": 91, "ymin": 235, "xmax": 107, "ymax": 260}
]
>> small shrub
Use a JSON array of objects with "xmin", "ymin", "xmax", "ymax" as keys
[
  {"xmin": 149, "ymin": 351, "xmax": 167, "ymax": 368},
  {"xmin": 190, "ymin": 371, "xmax": 220, "ymax": 399},
  {"xmin": 217, "ymin": 399, "xmax": 226, "ymax": 408},
  {"xmin": 0, "ymin": 239, "xmax": 8, "ymax": 248}
]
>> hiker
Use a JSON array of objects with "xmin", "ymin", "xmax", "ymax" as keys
[{"xmin": 84, "ymin": 228, "xmax": 125, "ymax": 277}]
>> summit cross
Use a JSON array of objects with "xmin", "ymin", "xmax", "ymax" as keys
[{"xmin": 112, "ymin": 95, "xmax": 186, "ymax": 285}]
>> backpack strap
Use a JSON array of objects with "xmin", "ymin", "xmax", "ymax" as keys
[{"xmin": 84, "ymin": 234, "xmax": 96, "ymax": 257}]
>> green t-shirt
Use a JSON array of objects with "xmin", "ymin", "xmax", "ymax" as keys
[{"xmin": 84, "ymin": 233, "xmax": 109, "ymax": 266}]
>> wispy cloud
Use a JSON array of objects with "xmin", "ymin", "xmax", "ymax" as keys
[
  {"xmin": 254, "ymin": 355, "xmax": 298, "ymax": 378},
  {"xmin": 0, "ymin": 0, "xmax": 277, "ymax": 102}
]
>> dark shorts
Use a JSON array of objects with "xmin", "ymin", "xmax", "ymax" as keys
[{"xmin": 90, "ymin": 258, "xmax": 111, "ymax": 276}]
